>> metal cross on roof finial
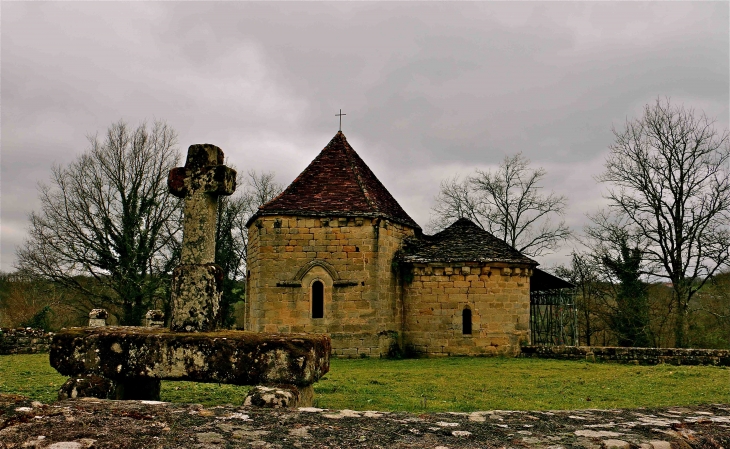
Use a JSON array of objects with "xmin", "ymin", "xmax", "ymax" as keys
[{"xmin": 335, "ymin": 109, "xmax": 346, "ymax": 132}]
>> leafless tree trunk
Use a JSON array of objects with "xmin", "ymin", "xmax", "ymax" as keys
[
  {"xmin": 430, "ymin": 153, "xmax": 570, "ymax": 257},
  {"xmin": 599, "ymin": 98, "xmax": 730, "ymax": 347},
  {"xmin": 15, "ymin": 120, "xmax": 181, "ymax": 325}
]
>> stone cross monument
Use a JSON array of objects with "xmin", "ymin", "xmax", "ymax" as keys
[
  {"xmin": 50, "ymin": 142, "xmax": 330, "ymax": 405},
  {"xmin": 168, "ymin": 144, "xmax": 236, "ymax": 331}
]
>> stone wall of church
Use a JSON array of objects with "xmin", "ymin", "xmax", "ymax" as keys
[
  {"xmin": 246, "ymin": 215, "xmax": 415, "ymax": 358},
  {"xmin": 402, "ymin": 263, "xmax": 533, "ymax": 356}
]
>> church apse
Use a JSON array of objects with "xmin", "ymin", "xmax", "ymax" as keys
[
  {"xmin": 245, "ymin": 131, "xmax": 538, "ymax": 358},
  {"xmin": 246, "ymin": 214, "xmax": 414, "ymax": 357}
]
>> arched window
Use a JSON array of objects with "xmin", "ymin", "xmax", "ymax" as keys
[
  {"xmin": 312, "ymin": 280, "xmax": 324, "ymax": 319},
  {"xmin": 462, "ymin": 308, "xmax": 472, "ymax": 335}
]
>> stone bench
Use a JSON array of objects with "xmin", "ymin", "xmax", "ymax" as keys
[{"xmin": 51, "ymin": 327, "xmax": 330, "ymax": 402}]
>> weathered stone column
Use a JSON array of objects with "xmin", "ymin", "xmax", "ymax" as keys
[
  {"xmin": 144, "ymin": 310, "xmax": 164, "ymax": 328},
  {"xmin": 168, "ymin": 144, "xmax": 236, "ymax": 332},
  {"xmin": 88, "ymin": 309, "xmax": 108, "ymax": 327}
]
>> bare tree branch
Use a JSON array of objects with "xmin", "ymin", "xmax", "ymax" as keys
[{"xmin": 430, "ymin": 153, "xmax": 570, "ymax": 256}]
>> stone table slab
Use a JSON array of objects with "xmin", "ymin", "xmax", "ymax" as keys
[{"xmin": 50, "ymin": 327, "xmax": 330, "ymax": 386}]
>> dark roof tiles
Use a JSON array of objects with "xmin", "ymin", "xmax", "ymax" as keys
[
  {"xmin": 401, "ymin": 218, "xmax": 537, "ymax": 265},
  {"xmin": 250, "ymin": 132, "xmax": 419, "ymax": 229}
]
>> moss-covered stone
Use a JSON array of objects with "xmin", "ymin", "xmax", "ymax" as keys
[
  {"xmin": 50, "ymin": 327, "xmax": 330, "ymax": 386},
  {"xmin": 58, "ymin": 374, "xmax": 114, "ymax": 400},
  {"xmin": 169, "ymin": 264, "xmax": 223, "ymax": 332},
  {"xmin": 243, "ymin": 384, "xmax": 314, "ymax": 408}
]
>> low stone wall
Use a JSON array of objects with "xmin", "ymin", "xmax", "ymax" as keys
[
  {"xmin": 0, "ymin": 328, "xmax": 53, "ymax": 355},
  {"xmin": 520, "ymin": 345, "xmax": 730, "ymax": 366}
]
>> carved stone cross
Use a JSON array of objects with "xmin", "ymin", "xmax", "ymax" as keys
[
  {"xmin": 169, "ymin": 144, "xmax": 237, "ymax": 264},
  {"xmin": 167, "ymin": 144, "xmax": 236, "ymax": 331},
  {"xmin": 50, "ymin": 143, "xmax": 330, "ymax": 404}
]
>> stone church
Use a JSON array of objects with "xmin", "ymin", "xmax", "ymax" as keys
[{"xmin": 245, "ymin": 131, "xmax": 542, "ymax": 357}]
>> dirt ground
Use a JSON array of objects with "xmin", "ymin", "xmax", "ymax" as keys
[{"xmin": 1, "ymin": 394, "xmax": 728, "ymax": 448}]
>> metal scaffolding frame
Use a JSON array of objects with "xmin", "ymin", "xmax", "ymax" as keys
[{"xmin": 529, "ymin": 268, "xmax": 577, "ymax": 346}]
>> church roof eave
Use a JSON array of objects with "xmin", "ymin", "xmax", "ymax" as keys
[
  {"xmin": 400, "ymin": 255, "xmax": 538, "ymax": 266},
  {"xmin": 245, "ymin": 209, "xmax": 422, "ymax": 230}
]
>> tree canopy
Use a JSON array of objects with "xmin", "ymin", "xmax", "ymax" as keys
[{"xmin": 16, "ymin": 120, "xmax": 182, "ymax": 325}]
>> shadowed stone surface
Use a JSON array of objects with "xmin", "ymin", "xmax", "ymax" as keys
[
  {"xmin": 244, "ymin": 385, "xmax": 314, "ymax": 408},
  {"xmin": 170, "ymin": 264, "xmax": 224, "ymax": 332},
  {"xmin": 144, "ymin": 309, "xmax": 165, "ymax": 328},
  {"xmin": 1, "ymin": 395, "xmax": 728, "ymax": 448},
  {"xmin": 168, "ymin": 144, "xmax": 236, "ymax": 266},
  {"xmin": 50, "ymin": 327, "xmax": 330, "ymax": 386},
  {"xmin": 0, "ymin": 328, "xmax": 52, "ymax": 355},
  {"xmin": 87, "ymin": 308, "xmax": 108, "ymax": 327},
  {"xmin": 57, "ymin": 374, "xmax": 113, "ymax": 400}
]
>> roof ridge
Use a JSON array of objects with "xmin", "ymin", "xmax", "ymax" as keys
[{"xmin": 342, "ymin": 134, "xmax": 378, "ymax": 213}]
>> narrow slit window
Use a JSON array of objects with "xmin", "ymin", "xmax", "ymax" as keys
[
  {"xmin": 312, "ymin": 280, "xmax": 324, "ymax": 319},
  {"xmin": 462, "ymin": 308, "xmax": 472, "ymax": 335}
]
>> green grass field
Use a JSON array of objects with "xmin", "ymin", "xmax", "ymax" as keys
[{"xmin": 1, "ymin": 354, "xmax": 728, "ymax": 412}]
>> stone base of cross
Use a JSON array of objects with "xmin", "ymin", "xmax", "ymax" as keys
[{"xmin": 50, "ymin": 143, "xmax": 331, "ymax": 404}]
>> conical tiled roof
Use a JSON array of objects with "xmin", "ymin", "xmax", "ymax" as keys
[
  {"xmin": 400, "ymin": 218, "xmax": 537, "ymax": 265},
  {"xmin": 248, "ymin": 132, "xmax": 420, "ymax": 229}
]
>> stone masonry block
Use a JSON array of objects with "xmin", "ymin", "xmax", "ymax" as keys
[
  {"xmin": 51, "ymin": 327, "xmax": 330, "ymax": 387},
  {"xmin": 244, "ymin": 384, "xmax": 314, "ymax": 408}
]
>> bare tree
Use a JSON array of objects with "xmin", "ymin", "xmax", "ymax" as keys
[
  {"xmin": 430, "ymin": 153, "xmax": 570, "ymax": 256},
  {"xmin": 554, "ymin": 252, "xmax": 609, "ymax": 346},
  {"xmin": 582, "ymin": 210, "xmax": 654, "ymax": 347},
  {"xmin": 599, "ymin": 98, "xmax": 730, "ymax": 347},
  {"xmin": 15, "ymin": 120, "xmax": 181, "ymax": 325}
]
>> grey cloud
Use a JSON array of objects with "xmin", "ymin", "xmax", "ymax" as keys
[{"xmin": 2, "ymin": 1, "xmax": 727, "ymax": 271}]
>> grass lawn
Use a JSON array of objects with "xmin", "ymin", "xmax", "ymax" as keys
[{"xmin": 1, "ymin": 354, "xmax": 728, "ymax": 412}]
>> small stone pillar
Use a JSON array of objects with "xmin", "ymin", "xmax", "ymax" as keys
[
  {"xmin": 168, "ymin": 144, "xmax": 236, "ymax": 332},
  {"xmin": 88, "ymin": 309, "xmax": 108, "ymax": 327},
  {"xmin": 144, "ymin": 310, "xmax": 165, "ymax": 328}
]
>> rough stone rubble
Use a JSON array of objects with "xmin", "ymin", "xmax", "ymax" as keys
[{"xmin": 1, "ymin": 394, "xmax": 728, "ymax": 448}]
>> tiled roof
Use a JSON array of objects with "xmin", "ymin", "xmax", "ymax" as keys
[
  {"xmin": 400, "ymin": 218, "xmax": 537, "ymax": 265},
  {"xmin": 249, "ymin": 132, "xmax": 419, "ymax": 229}
]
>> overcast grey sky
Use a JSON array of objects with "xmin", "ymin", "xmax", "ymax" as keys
[{"xmin": 2, "ymin": 2, "xmax": 728, "ymax": 272}]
